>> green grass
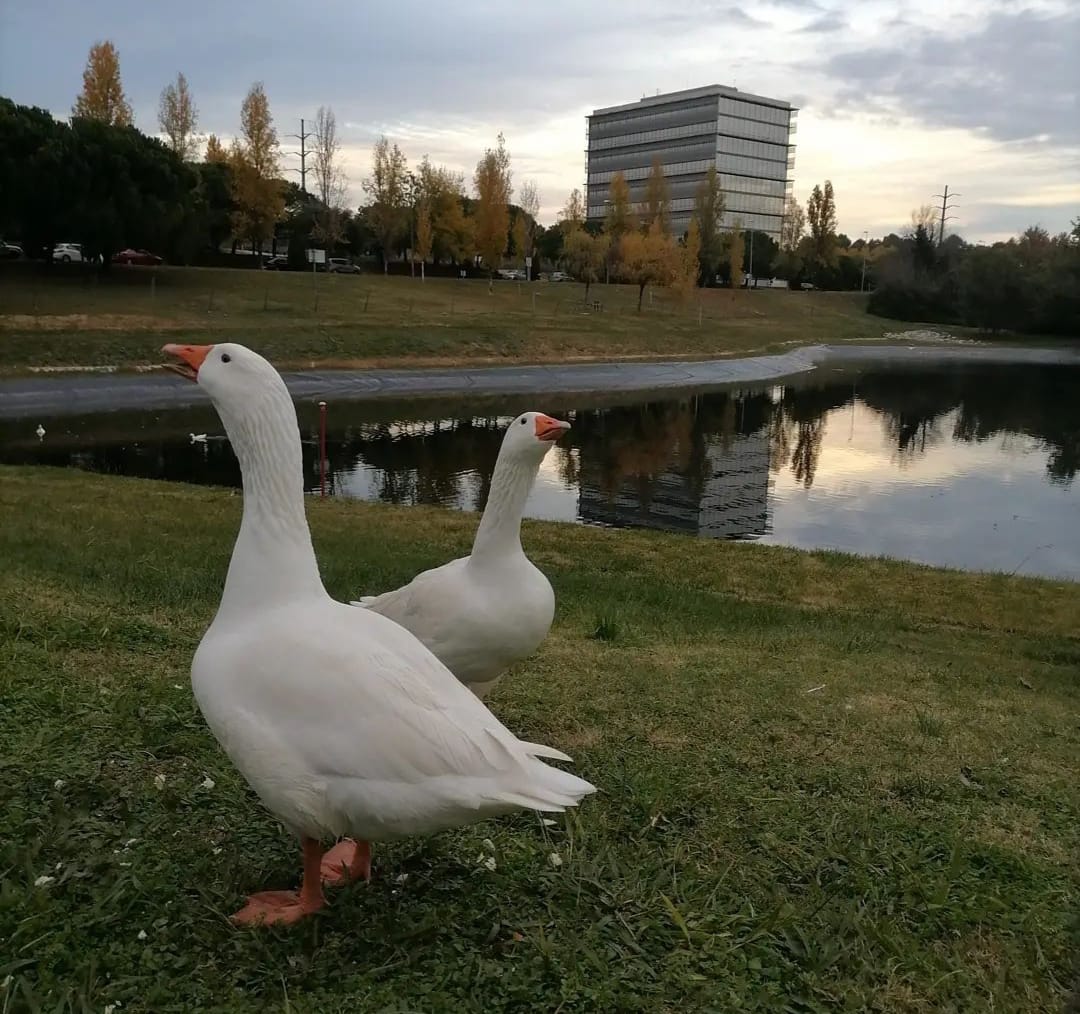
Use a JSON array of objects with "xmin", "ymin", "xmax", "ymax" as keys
[
  {"xmin": 0, "ymin": 265, "xmax": 911, "ymax": 375},
  {"xmin": 2, "ymin": 466, "xmax": 1078, "ymax": 1012}
]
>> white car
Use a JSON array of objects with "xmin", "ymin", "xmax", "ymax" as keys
[{"xmin": 53, "ymin": 242, "xmax": 83, "ymax": 263}]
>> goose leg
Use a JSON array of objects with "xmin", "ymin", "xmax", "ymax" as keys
[
  {"xmin": 231, "ymin": 837, "xmax": 326, "ymax": 926},
  {"xmin": 320, "ymin": 837, "xmax": 372, "ymax": 886}
]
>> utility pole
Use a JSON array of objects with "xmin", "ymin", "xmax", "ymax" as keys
[
  {"xmin": 860, "ymin": 230, "xmax": 868, "ymax": 292},
  {"xmin": 932, "ymin": 185, "xmax": 960, "ymax": 245},
  {"xmin": 748, "ymin": 229, "xmax": 754, "ymax": 287},
  {"xmin": 286, "ymin": 118, "xmax": 315, "ymax": 194}
]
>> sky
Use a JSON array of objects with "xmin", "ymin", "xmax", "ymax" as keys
[{"xmin": 1, "ymin": 0, "xmax": 1077, "ymax": 243}]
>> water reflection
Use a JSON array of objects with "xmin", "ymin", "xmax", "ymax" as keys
[{"xmin": 2, "ymin": 363, "xmax": 1078, "ymax": 579}]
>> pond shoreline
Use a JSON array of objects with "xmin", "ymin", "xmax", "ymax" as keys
[{"xmin": 1, "ymin": 340, "xmax": 1078, "ymax": 419}]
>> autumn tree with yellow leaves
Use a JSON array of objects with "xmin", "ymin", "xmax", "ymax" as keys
[
  {"xmin": 229, "ymin": 83, "xmax": 283, "ymax": 254},
  {"xmin": 473, "ymin": 132, "xmax": 513, "ymax": 287},
  {"xmin": 158, "ymin": 72, "xmax": 199, "ymax": 161},
  {"xmin": 619, "ymin": 219, "xmax": 679, "ymax": 311},
  {"xmin": 72, "ymin": 41, "xmax": 132, "ymax": 126}
]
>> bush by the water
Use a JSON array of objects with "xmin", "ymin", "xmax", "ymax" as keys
[{"xmin": 869, "ymin": 222, "xmax": 1080, "ymax": 336}]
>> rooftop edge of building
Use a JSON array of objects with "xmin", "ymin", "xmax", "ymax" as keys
[{"xmin": 591, "ymin": 84, "xmax": 796, "ymax": 118}]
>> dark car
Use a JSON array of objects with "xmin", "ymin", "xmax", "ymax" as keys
[
  {"xmin": 327, "ymin": 257, "xmax": 360, "ymax": 274},
  {"xmin": 114, "ymin": 248, "xmax": 163, "ymax": 266},
  {"xmin": 262, "ymin": 255, "xmax": 288, "ymax": 270},
  {"xmin": 0, "ymin": 241, "xmax": 24, "ymax": 260}
]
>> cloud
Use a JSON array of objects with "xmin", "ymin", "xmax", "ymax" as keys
[
  {"xmin": 826, "ymin": 7, "xmax": 1080, "ymax": 145},
  {"xmin": 798, "ymin": 11, "xmax": 847, "ymax": 32}
]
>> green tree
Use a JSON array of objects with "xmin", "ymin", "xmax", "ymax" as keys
[
  {"xmin": 73, "ymin": 41, "xmax": 132, "ymax": 127},
  {"xmin": 473, "ymin": 132, "xmax": 513, "ymax": 286},
  {"xmin": 806, "ymin": 180, "xmax": 838, "ymax": 281},
  {"xmin": 693, "ymin": 165, "xmax": 725, "ymax": 284}
]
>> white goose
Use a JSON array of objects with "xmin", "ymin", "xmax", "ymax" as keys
[
  {"xmin": 352, "ymin": 412, "xmax": 571, "ymax": 699},
  {"xmin": 162, "ymin": 342, "xmax": 594, "ymax": 928}
]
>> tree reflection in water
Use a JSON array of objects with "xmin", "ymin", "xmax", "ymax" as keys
[{"xmin": 2, "ymin": 362, "xmax": 1077, "ymax": 546}]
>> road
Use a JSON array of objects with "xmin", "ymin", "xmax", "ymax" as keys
[{"xmin": 2, "ymin": 343, "xmax": 1078, "ymax": 419}]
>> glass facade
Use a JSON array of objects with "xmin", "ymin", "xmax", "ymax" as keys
[{"xmin": 586, "ymin": 85, "xmax": 797, "ymax": 243}]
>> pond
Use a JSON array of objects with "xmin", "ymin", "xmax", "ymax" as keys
[{"xmin": 2, "ymin": 361, "xmax": 1078, "ymax": 581}]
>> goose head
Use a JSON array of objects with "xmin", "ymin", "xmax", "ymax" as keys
[
  {"xmin": 502, "ymin": 411, "xmax": 571, "ymax": 462},
  {"xmin": 162, "ymin": 342, "xmax": 300, "ymax": 469}
]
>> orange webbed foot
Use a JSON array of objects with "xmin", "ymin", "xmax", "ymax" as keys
[{"xmin": 320, "ymin": 838, "xmax": 372, "ymax": 887}]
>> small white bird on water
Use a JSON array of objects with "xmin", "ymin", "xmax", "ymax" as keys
[
  {"xmin": 189, "ymin": 433, "xmax": 207, "ymax": 444},
  {"xmin": 35, "ymin": 424, "xmax": 45, "ymax": 440}
]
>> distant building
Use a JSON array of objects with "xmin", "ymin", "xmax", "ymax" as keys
[
  {"xmin": 585, "ymin": 85, "xmax": 797, "ymax": 241},
  {"xmin": 578, "ymin": 431, "xmax": 771, "ymax": 540}
]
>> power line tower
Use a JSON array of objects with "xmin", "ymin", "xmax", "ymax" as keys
[
  {"xmin": 932, "ymin": 185, "xmax": 960, "ymax": 245},
  {"xmin": 286, "ymin": 118, "xmax": 315, "ymax": 194}
]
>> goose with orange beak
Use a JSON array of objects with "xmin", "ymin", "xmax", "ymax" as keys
[
  {"xmin": 353, "ymin": 410, "xmax": 571, "ymax": 700},
  {"xmin": 160, "ymin": 342, "xmax": 593, "ymax": 926}
]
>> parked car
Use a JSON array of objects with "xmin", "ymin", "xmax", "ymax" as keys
[
  {"xmin": 327, "ymin": 257, "xmax": 360, "ymax": 274},
  {"xmin": 548, "ymin": 270, "xmax": 569, "ymax": 282},
  {"xmin": 52, "ymin": 242, "xmax": 83, "ymax": 263},
  {"xmin": 0, "ymin": 241, "xmax": 24, "ymax": 260},
  {"xmin": 114, "ymin": 248, "xmax": 163, "ymax": 266},
  {"xmin": 262, "ymin": 255, "xmax": 288, "ymax": 270}
]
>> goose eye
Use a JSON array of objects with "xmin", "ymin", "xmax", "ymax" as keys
[
  {"xmin": 221, "ymin": 353, "xmax": 231, "ymax": 363},
  {"xmin": 520, "ymin": 417, "xmax": 527, "ymax": 425}
]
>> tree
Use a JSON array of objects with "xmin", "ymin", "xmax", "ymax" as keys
[
  {"xmin": 204, "ymin": 133, "xmax": 227, "ymax": 163},
  {"xmin": 743, "ymin": 231, "xmax": 779, "ymax": 281},
  {"xmin": 674, "ymin": 219, "xmax": 702, "ymax": 300},
  {"xmin": 518, "ymin": 179, "xmax": 540, "ymax": 276},
  {"xmin": 806, "ymin": 180, "xmax": 838, "ymax": 276},
  {"xmin": 473, "ymin": 132, "xmax": 513, "ymax": 286},
  {"xmin": 910, "ymin": 204, "xmax": 937, "ymax": 238},
  {"xmin": 158, "ymin": 72, "xmax": 199, "ymax": 160},
  {"xmin": 693, "ymin": 165, "xmax": 725, "ymax": 284},
  {"xmin": 619, "ymin": 219, "xmax": 678, "ymax": 310},
  {"xmin": 363, "ymin": 136, "xmax": 409, "ymax": 273},
  {"xmin": 727, "ymin": 220, "xmax": 745, "ymax": 288},
  {"xmin": 414, "ymin": 193, "xmax": 433, "ymax": 279},
  {"xmin": 643, "ymin": 157, "xmax": 670, "ymax": 232},
  {"xmin": 604, "ymin": 171, "xmax": 635, "ymax": 280},
  {"xmin": 562, "ymin": 227, "xmax": 608, "ymax": 302},
  {"xmin": 780, "ymin": 196, "xmax": 805, "ymax": 253},
  {"xmin": 227, "ymin": 83, "xmax": 283, "ymax": 256},
  {"xmin": 73, "ymin": 41, "xmax": 132, "ymax": 127},
  {"xmin": 310, "ymin": 105, "xmax": 347, "ymax": 250},
  {"xmin": 562, "ymin": 188, "xmax": 585, "ymax": 228}
]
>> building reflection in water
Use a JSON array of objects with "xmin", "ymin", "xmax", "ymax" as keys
[{"xmin": 2, "ymin": 364, "xmax": 1078, "ymax": 572}]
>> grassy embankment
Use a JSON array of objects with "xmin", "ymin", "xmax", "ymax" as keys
[
  {"xmin": 0, "ymin": 265, "xmax": 918, "ymax": 375},
  {"xmin": 1, "ymin": 466, "xmax": 1077, "ymax": 1011}
]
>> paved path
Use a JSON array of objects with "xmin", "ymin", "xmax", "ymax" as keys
[{"xmin": 2, "ymin": 343, "xmax": 1078, "ymax": 419}]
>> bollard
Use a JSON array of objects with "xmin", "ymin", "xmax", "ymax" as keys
[{"xmin": 318, "ymin": 401, "xmax": 327, "ymax": 500}]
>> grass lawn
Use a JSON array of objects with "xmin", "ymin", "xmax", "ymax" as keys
[
  {"xmin": 1, "ymin": 466, "xmax": 1078, "ymax": 1012},
  {"xmin": 0, "ymin": 265, "xmax": 912, "ymax": 375}
]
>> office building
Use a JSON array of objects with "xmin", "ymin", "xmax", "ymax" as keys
[{"xmin": 585, "ymin": 84, "xmax": 797, "ymax": 241}]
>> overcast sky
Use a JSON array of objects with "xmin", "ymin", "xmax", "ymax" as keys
[{"xmin": 2, "ymin": 0, "xmax": 1077, "ymax": 242}]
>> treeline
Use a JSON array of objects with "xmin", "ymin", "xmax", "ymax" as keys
[{"xmin": 868, "ymin": 220, "xmax": 1080, "ymax": 336}]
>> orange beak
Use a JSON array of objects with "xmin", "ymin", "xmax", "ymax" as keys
[
  {"xmin": 162, "ymin": 343, "xmax": 212, "ymax": 382},
  {"xmin": 534, "ymin": 414, "xmax": 571, "ymax": 442}
]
